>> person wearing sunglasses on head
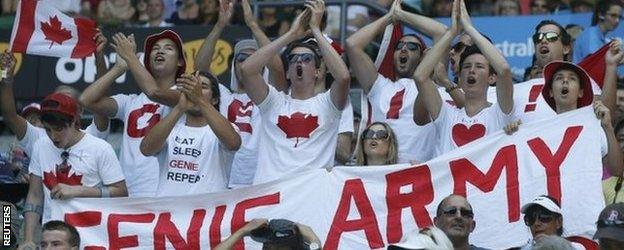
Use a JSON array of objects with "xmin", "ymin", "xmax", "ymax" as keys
[
  {"xmin": 593, "ymin": 202, "xmax": 624, "ymax": 250},
  {"xmin": 240, "ymin": 0, "xmax": 350, "ymax": 184},
  {"xmin": 574, "ymin": 0, "xmax": 623, "ymax": 64},
  {"xmin": 413, "ymin": 0, "xmax": 515, "ymax": 156},
  {"xmin": 432, "ymin": 194, "xmax": 489, "ymax": 250},
  {"xmin": 354, "ymin": 122, "xmax": 398, "ymax": 166},
  {"xmin": 519, "ymin": 195, "xmax": 583, "ymax": 250},
  {"xmin": 346, "ymin": 0, "xmax": 448, "ymax": 165}
]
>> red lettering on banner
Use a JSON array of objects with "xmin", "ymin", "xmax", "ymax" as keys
[
  {"xmin": 154, "ymin": 210, "xmax": 206, "ymax": 250},
  {"xmin": 127, "ymin": 104, "xmax": 161, "ymax": 138},
  {"xmin": 169, "ymin": 159, "xmax": 199, "ymax": 171},
  {"xmin": 527, "ymin": 126, "xmax": 583, "ymax": 203},
  {"xmin": 65, "ymin": 211, "xmax": 105, "ymax": 249},
  {"xmin": 325, "ymin": 179, "xmax": 384, "ymax": 250},
  {"xmin": 108, "ymin": 213, "xmax": 156, "ymax": 250},
  {"xmin": 210, "ymin": 205, "xmax": 227, "ymax": 248},
  {"xmin": 385, "ymin": 166, "xmax": 434, "ymax": 243},
  {"xmin": 450, "ymin": 145, "xmax": 520, "ymax": 222},
  {"xmin": 231, "ymin": 193, "xmax": 281, "ymax": 250}
]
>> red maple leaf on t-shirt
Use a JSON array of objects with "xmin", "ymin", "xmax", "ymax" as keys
[
  {"xmin": 42, "ymin": 163, "xmax": 83, "ymax": 190},
  {"xmin": 277, "ymin": 112, "xmax": 319, "ymax": 147},
  {"xmin": 40, "ymin": 16, "xmax": 72, "ymax": 49}
]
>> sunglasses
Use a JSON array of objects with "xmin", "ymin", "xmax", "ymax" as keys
[
  {"xmin": 362, "ymin": 129, "xmax": 389, "ymax": 140},
  {"xmin": 441, "ymin": 207, "xmax": 474, "ymax": 218},
  {"xmin": 597, "ymin": 219, "xmax": 624, "ymax": 228},
  {"xmin": 524, "ymin": 211, "xmax": 557, "ymax": 226},
  {"xmin": 56, "ymin": 151, "xmax": 70, "ymax": 174},
  {"xmin": 287, "ymin": 53, "xmax": 315, "ymax": 65},
  {"xmin": 395, "ymin": 41, "xmax": 421, "ymax": 51},
  {"xmin": 532, "ymin": 32, "xmax": 560, "ymax": 43},
  {"xmin": 235, "ymin": 53, "xmax": 251, "ymax": 63}
]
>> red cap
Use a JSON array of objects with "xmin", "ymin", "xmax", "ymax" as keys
[
  {"xmin": 40, "ymin": 93, "xmax": 79, "ymax": 120},
  {"xmin": 143, "ymin": 29, "xmax": 186, "ymax": 78},
  {"xmin": 20, "ymin": 103, "xmax": 41, "ymax": 117},
  {"xmin": 542, "ymin": 60, "xmax": 594, "ymax": 111}
]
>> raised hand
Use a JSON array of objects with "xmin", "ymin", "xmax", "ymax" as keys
[
  {"xmin": 241, "ymin": 0, "xmax": 256, "ymax": 26},
  {"xmin": 240, "ymin": 218, "xmax": 269, "ymax": 235},
  {"xmin": 389, "ymin": 0, "xmax": 404, "ymax": 23},
  {"xmin": 217, "ymin": 0, "xmax": 235, "ymax": 26},
  {"xmin": 504, "ymin": 120, "xmax": 522, "ymax": 135},
  {"xmin": 306, "ymin": 0, "xmax": 325, "ymax": 30},
  {"xmin": 458, "ymin": 0, "xmax": 472, "ymax": 30},
  {"xmin": 0, "ymin": 50, "xmax": 17, "ymax": 81},
  {"xmin": 594, "ymin": 101, "xmax": 613, "ymax": 129},
  {"xmin": 110, "ymin": 33, "xmax": 137, "ymax": 62},
  {"xmin": 176, "ymin": 73, "xmax": 204, "ymax": 105},
  {"xmin": 606, "ymin": 39, "xmax": 624, "ymax": 66},
  {"xmin": 288, "ymin": 9, "xmax": 311, "ymax": 39},
  {"xmin": 50, "ymin": 183, "xmax": 80, "ymax": 200},
  {"xmin": 94, "ymin": 30, "xmax": 108, "ymax": 55},
  {"xmin": 450, "ymin": 0, "xmax": 461, "ymax": 35}
]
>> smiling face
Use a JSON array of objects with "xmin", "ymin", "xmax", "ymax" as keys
[
  {"xmin": 286, "ymin": 46, "xmax": 318, "ymax": 91},
  {"xmin": 458, "ymin": 53, "xmax": 493, "ymax": 99},
  {"xmin": 549, "ymin": 69, "xmax": 583, "ymax": 112},
  {"xmin": 393, "ymin": 36, "xmax": 423, "ymax": 78},
  {"xmin": 534, "ymin": 24, "xmax": 570, "ymax": 68},
  {"xmin": 149, "ymin": 38, "xmax": 181, "ymax": 77},
  {"xmin": 434, "ymin": 195, "xmax": 476, "ymax": 243}
]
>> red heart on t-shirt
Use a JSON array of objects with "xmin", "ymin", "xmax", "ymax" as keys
[{"xmin": 451, "ymin": 123, "xmax": 486, "ymax": 147}]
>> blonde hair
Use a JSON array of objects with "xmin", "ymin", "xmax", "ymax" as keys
[{"xmin": 355, "ymin": 122, "xmax": 398, "ymax": 166}]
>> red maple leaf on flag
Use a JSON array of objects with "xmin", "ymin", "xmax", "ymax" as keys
[
  {"xmin": 42, "ymin": 164, "xmax": 83, "ymax": 190},
  {"xmin": 277, "ymin": 112, "xmax": 319, "ymax": 147},
  {"xmin": 40, "ymin": 16, "xmax": 72, "ymax": 49}
]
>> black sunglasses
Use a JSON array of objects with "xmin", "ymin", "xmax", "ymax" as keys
[
  {"xmin": 441, "ymin": 207, "xmax": 474, "ymax": 218},
  {"xmin": 532, "ymin": 32, "xmax": 560, "ymax": 43},
  {"xmin": 362, "ymin": 129, "xmax": 389, "ymax": 140},
  {"xmin": 395, "ymin": 41, "xmax": 421, "ymax": 51},
  {"xmin": 235, "ymin": 53, "xmax": 251, "ymax": 63},
  {"xmin": 287, "ymin": 53, "xmax": 315, "ymax": 64},
  {"xmin": 597, "ymin": 219, "xmax": 624, "ymax": 228},
  {"xmin": 524, "ymin": 211, "xmax": 557, "ymax": 226}
]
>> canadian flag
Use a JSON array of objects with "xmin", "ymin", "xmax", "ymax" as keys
[{"xmin": 10, "ymin": 0, "xmax": 97, "ymax": 58}]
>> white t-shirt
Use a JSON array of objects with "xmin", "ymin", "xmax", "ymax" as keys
[
  {"xmin": 112, "ymin": 93, "xmax": 171, "ymax": 197},
  {"xmin": 218, "ymin": 87, "xmax": 261, "ymax": 188},
  {"xmin": 513, "ymin": 78, "xmax": 603, "ymax": 124},
  {"xmin": 368, "ymin": 75, "xmax": 437, "ymax": 163},
  {"xmin": 28, "ymin": 133, "xmax": 124, "ymax": 222},
  {"xmin": 254, "ymin": 85, "xmax": 341, "ymax": 184},
  {"xmin": 433, "ymin": 101, "xmax": 514, "ymax": 155},
  {"xmin": 339, "ymin": 98, "xmax": 355, "ymax": 134},
  {"xmin": 18, "ymin": 120, "xmax": 110, "ymax": 157},
  {"xmin": 155, "ymin": 123, "xmax": 233, "ymax": 196}
]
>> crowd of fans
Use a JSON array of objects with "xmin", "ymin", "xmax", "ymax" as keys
[{"xmin": 1, "ymin": 0, "xmax": 624, "ymax": 249}]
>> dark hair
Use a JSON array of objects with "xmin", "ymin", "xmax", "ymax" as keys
[
  {"xmin": 41, "ymin": 112, "xmax": 75, "ymax": 129},
  {"xmin": 43, "ymin": 220, "xmax": 80, "ymax": 247},
  {"xmin": 458, "ymin": 45, "xmax": 495, "ymax": 75},
  {"xmin": 197, "ymin": 71, "xmax": 221, "ymax": 110},
  {"xmin": 534, "ymin": 20, "xmax": 572, "ymax": 46},
  {"xmin": 528, "ymin": 195, "xmax": 563, "ymax": 236},
  {"xmin": 592, "ymin": 0, "xmax": 624, "ymax": 25}
]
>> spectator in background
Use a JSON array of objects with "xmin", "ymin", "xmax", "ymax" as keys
[
  {"xmin": 603, "ymin": 119, "xmax": 624, "ymax": 204},
  {"xmin": 552, "ymin": 0, "xmax": 573, "ymax": 14},
  {"xmin": 199, "ymin": 0, "xmax": 218, "ymax": 25},
  {"xmin": 142, "ymin": 0, "xmax": 172, "ymax": 27},
  {"xmin": 565, "ymin": 24, "xmax": 584, "ymax": 42},
  {"xmin": 1, "ymin": 0, "xmax": 17, "ymax": 16},
  {"xmin": 433, "ymin": 195, "xmax": 489, "ymax": 250},
  {"xmin": 135, "ymin": 0, "xmax": 150, "ymax": 24},
  {"xmin": 519, "ymin": 195, "xmax": 584, "ymax": 249},
  {"xmin": 355, "ymin": 122, "xmax": 398, "ymax": 166},
  {"xmin": 97, "ymin": 0, "xmax": 136, "ymax": 27},
  {"xmin": 41, "ymin": 220, "xmax": 80, "ymax": 250},
  {"xmin": 530, "ymin": 0, "xmax": 551, "ymax": 15},
  {"xmin": 494, "ymin": 0, "xmax": 520, "ymax": 16},
  {"xmin": 574, "ymin": 0, "xmax": 623, "ymax": 63},
  {"xmin": 531, "ymin": 235, "xmax": 575, "ymax": 250},
  {"xmin": 430, "ymin": 0, "xmax": 453, "ymax": 17},
  {"xmin": 593, "ymin": 203, "xmax": 624, "ymax": 250},
  {"xmin": 169, "ymin": 0, "xmax": 200, "ymax": 25},
  {"xmin": 214, "ymin": 219, "xmax": 322, "ymax": 250},
  {"xmin": 571, "ymin": 0, "xmax": 594, "ymax": 13},
  {"xmin": 258, "ymin": 7, "xmax": 289, "ymax": 38},
  {"xmin": 20, "ymin": 103, "xmax": 42, "ymax": 128},
  {"xmin": 325, "ymin": 4, "xmax": 369, "ymax": 37}
]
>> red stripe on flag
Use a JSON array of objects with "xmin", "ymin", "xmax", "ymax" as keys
[
  {"xmin": 378, "ymin": 24, "xmax": 403, "ymax": 81},
  {"xmin": 578, "ymin": 42, "xmax": 610, "ymax": 89},
  {"xmin": 71, "ymin": 17, "xmax": 97, "ymax": 58},
  {"xmin": 11, "ymin": 0, "xmax": 37, "ymax": 52}
]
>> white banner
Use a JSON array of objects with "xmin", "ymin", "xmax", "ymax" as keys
[{"xmin": 52, "ymin": 107, "xmax": 607, "ymax": 249}]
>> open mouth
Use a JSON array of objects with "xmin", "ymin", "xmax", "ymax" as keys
[
  {"xmin": 154, "ymin": 55, "xmax": 165, "ymax": 63},
  {"xmin": 539, "ymin": 46, "xmax": 549, "ymax": 54},
  {"xmin": 296, "ymin": 65, "xmax": 303, "ymax": 78},
  {"xmin": 370, "ymin": 141, "xmax": 378, "ymax": 147},
  {"xmin": 399, "ymin": 56, "xmax": 408, "ymax": 64},
  {"xmin": 467, "ymin": 76, "xmax": 477, "ymax": 84},
  {"xmin": 561, "ymin": 87, "xmax": 569, "ymax": 95}
]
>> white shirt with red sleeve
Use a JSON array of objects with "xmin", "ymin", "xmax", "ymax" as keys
[
  {"xmin": 28, "ymin": 133, "xmax": 124, "ymax": 223},
  {"xmin": 367, "ymin": 75, "xmax": 437, "ymax": 163},
  {"xmin": 433, "ymin": 101, "xmax": 514, "ymax": 156},
  {"xmin": 253, "ymin": 85, "xmax": 341, "ymax": 184},
  {"xmin": 111, "ymin": 93, "xmax": 170, "ymax": 197},
  {"xmin": 155, "ymin": 123, "xmax": 233, "ymax": 197}
]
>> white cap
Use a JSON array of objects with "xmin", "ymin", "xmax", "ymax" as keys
[{"xmin": 521, "ymin": 195, "xmax": 562, "ymax": 214}]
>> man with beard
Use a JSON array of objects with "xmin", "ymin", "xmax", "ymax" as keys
[
  {"xmin": 433, "ymin": 195, "xmax": 488, "ymax": 250},
  {"xmin": 140, "ymin": 72, "xmax": 240, "ymax": 196},
  {"xmin": 80, "ymin": 30, "xmax": 186, "ymax": 197},
  {"xmin": 240, "ymin": 0, "xmax": 350, "ymax": 184},
  {"xmin": 413, "ymin": 0, "xmax": 514, "ymax": 155},
  {"xmin": 346, "ymin": 0, "xmax": 447, "ymax": 163}
]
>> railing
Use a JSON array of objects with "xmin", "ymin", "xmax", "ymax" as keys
[{"xmin": 249, "ymin": 0, "xmax": 390, "ymax": 47}]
